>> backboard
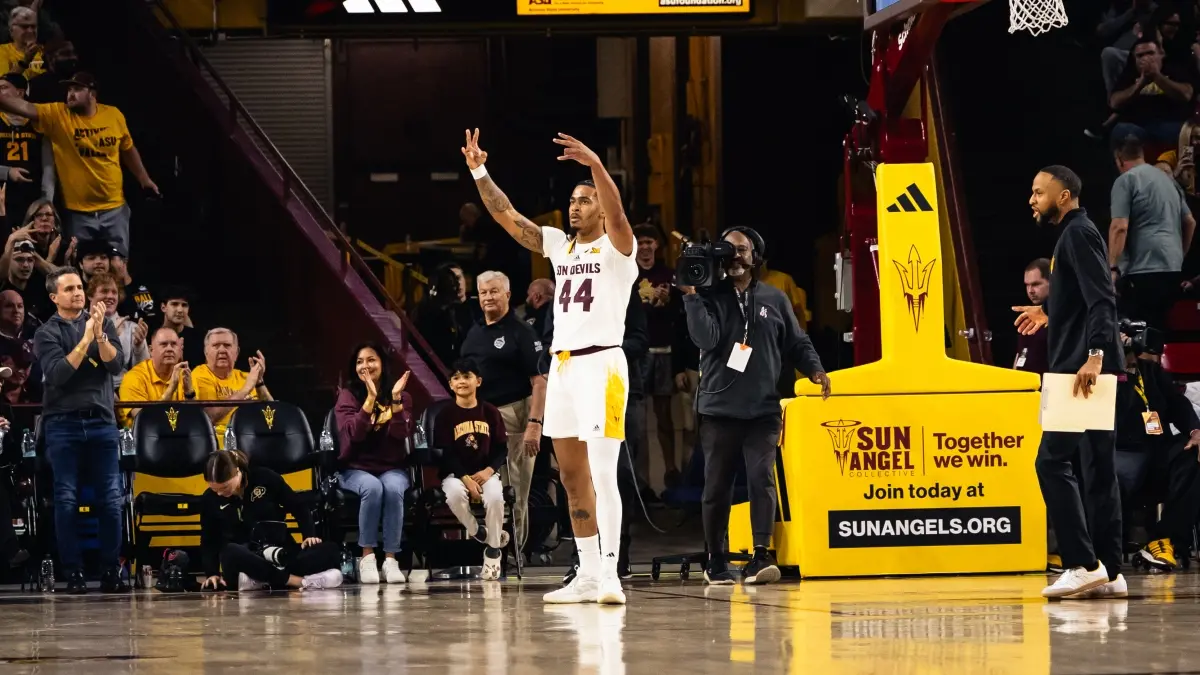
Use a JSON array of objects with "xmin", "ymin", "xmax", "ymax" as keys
[{"xmin": 862, "ymin": 0, "xmax": 980, "ymax": 31}]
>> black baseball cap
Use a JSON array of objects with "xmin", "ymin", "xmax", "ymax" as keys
[
  {"xmin": 60, "ymin": 71, "xmax": 96, "ymax": 89},
  {"xmin": 0, "ymin": 73, "xmax": 27, "ymax": 90},
  {"xmin": 75, "ymin": 238, "xmax": 119, "ymax": 259}
]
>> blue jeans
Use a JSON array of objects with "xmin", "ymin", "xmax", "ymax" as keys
[
  {"xmin": 1112, "ymin": 120, "xmax": 1184, "ymax": 146},
  {"xmin": 339, "ymin": 469, "xmax": 410, "ymax": 553},
  {"xmin": 44, "ymin": 415, "xmax": 123, "ymax": 571}
]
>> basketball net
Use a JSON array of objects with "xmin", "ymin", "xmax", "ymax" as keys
[{"xmin": 1008, "ymin": 0, "xmax": 1068, "ymax": 36}]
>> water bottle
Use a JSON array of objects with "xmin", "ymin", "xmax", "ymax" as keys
[
  {"xmin": 21, "ymin": 429, "xmax": 34, "ymax": 459},
  {"xmin": 319, "ymin": 427, "xmax": 334, "ymax": 454},
  {"xmin": 413, "ymin": 420, "xmax": 427, "ymax": 450},
  {"xmin": 224, "ymin": 427, "xmax": 236, "ymax": 451},
  {"xmin": 119, "ymin": 428, "xmax": 135, "ymax": 457},
  {"xmin": 39, "ymin": 555, "xmax": 53, "ymax": 593},
  {"xmin": 139, "ymin": 563, "xmax": 154, "ymax": 590},
  {"xmin": 339, "ymin": 550, "xmax": 355, "ymax": 580}
]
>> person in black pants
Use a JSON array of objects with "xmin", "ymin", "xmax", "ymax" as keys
[
  {"xmin": 1015, "ymin": 165, "xmax": 1126, "ymax": 599},
  {"xmin": 680, "ymin": 227, "xmax": 830, "ymax": 586},
  {"xmin": 199, "ymin": 450, "xmax": 343, "ymax": 591}
]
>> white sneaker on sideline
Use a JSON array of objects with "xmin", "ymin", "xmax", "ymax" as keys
[
  {"xmin": 544, "ymin": 575, "xmax": 599, "ymax": 604},
  {"xmin": 237, "ymin": 573, "xmax": 266, "ymax": 591},
  {"xmin": 1042, "ymin": 562, "xmax": 1109, "ymax": 598},
  {"xmin": 597, "ymin": 576, "xmax": 626, "ymax": 605},
  {"xmin": 358, "ymin": 554, "xmax": 380, "ymax": 584},
  {"xmin": 381, "ymin": 557, "xmax": 406, "ymax": 584},
  {"xmin": 481, "ymin": 548, "xmax": 502, "ymax": 581},
  {"xmin": 301, "ymin": 568, "xmax": 344, "ymax": 590},
  {"xmin": 1068, "ymin": 573, "xmax": 1128, "ymax": 599}
]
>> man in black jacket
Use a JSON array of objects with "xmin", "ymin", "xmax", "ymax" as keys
[
  {"xmin": 1015, "ymin": 165, "xmax": 1126, "ymax": 599},
  {"xmin": 681, "ymin": 227, "xmax": 829, "ymax": 586},
  {"xmin": 32, "ymin": 266, "xmax": 126, "ymax": 594},
  {"xmin": 1114, "ymin": 350, "xmax": 1200, "ymax": 572}
]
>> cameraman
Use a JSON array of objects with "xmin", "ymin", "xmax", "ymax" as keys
[
  {"xmin": 680, "ymin": 228, "xmax": 830, "ymax": 586},
  {"xmin": 1114, "ymin": 325, "xmax": 1200, "ymax": 573}
]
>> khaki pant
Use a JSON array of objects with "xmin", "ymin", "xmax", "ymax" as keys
[{"xmin": 498, "ymin": 397, "xmax": 535, "ymax": 551}]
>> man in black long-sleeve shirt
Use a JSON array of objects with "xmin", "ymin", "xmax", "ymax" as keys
[
  {"xmin": 32, "ymin": 267, "xmax": 126, "ymax": 594},
  {"xmin": 1015, "ymin": 165, "xmax": 1125, "ymax": 599},
  {"xmin": 681, "ymin": 227, "xmax": 830, "ymax": 586}
]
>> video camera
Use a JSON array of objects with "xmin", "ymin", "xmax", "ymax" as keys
[
  {"xmin": 1119, "ymin": 318, "xmax": 1164, "ymax": 356},
  {"xmin": 674, "ymin": 234, "xmax": 734, "ymax": 288}
]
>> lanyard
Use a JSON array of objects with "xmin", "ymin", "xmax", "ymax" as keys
[
  {"xmin": 734, "ymin": 286, "xmax": 751, "ymax": 345},
  {"xmin": 1133, "ymin": 371, "xmax": 1149, "ymax": 410}
]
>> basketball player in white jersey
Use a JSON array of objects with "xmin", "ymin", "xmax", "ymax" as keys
[{"xmin": 462, "ymin": 129, "xmax": 637, "ymax": 604}]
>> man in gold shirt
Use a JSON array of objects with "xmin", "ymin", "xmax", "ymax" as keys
[
  {"xmin": 191, "ymin": 328, "xmax": 272, "ymax": 445},
  {"xmin": 117, "ymin": 327, "xmax": 194, "ymax": 427},
  {"xmin": 0, "ymin": 71, "xmax": 158, "ymax": 257},
  {"xmin": 0, "ymin": 8, "xmax": 43, "ymax": 81}
]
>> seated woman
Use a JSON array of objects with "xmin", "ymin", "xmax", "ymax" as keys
[
  {"xmin": 199, "ymin": 450, "xmax": 343, "ymax": 591},
  {"xmin": 334, "ymin": 342, "xmax": 413, "ymax": 584},
  {"xmin": 436, "ymin": 359, "xmax": 509, "ymax": 580}
]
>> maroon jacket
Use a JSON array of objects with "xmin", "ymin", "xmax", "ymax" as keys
[{"xmin": 334, "ymin": 387, "xmax": 414, "ymax": 475}]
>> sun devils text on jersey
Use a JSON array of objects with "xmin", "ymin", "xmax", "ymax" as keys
[{"xmin": 542, "ymin": 227, "xmax": 638, "ymax": 352}]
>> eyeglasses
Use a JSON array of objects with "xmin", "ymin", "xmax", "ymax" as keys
[
  {"xmin": 12, "ymin": 23, "xmax": 35, "ymax": 30},
  {"xmin": 32, "ymin": 212, "xmax": 53, "ymax": 220}
]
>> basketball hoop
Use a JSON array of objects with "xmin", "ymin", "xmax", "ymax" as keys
[{"xmin": 1008, "ymin": 0, "xmax": 1068, "ymax": 36}]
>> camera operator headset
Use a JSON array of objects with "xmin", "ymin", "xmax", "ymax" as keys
[{"xmin": 677, "ymin": 226, "xmax": 831, "ymax": 585}]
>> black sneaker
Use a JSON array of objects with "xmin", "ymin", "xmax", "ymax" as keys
[
  {"xmin": 101, "ymin": 567, "xmax": 130, "ymax": 593},
  {"xmin": 704, "ymin": 556, "xmax": 735, "ymax": 585},
  {"xmin": 562, "ymin": 562, "xmax": 579, "ymax": 586},
  {"xmin": 66, "ymin": 570, "xmax": 88, "ymax": 594},
  {"xmin": 742, "ymin": 548, "xmax": 781, "ymax": 585}
]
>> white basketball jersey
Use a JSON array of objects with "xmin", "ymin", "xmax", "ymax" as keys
[{"xmin": 542, "ymin": 227, "xmax": 638, "ymax": 353}]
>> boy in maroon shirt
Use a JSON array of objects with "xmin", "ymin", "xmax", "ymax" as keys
[{"xmin": 434, "ymin": 358, "xmax": 510, "ymax": 580}]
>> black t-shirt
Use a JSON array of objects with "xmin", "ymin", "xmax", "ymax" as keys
[
  {"xmin": 635, "ymin": 262, "xmax": 678, "ymax": 349},
  {"xmin": 200, "ymin": 466, "xmax": 315, "ymax": 576},
  {"xmin": 1113, "ymin": 57, "xmax": 1196, "ymax": 125},
  {"xmin": 1046, "ymin": 209, "xmax": 1124, "ymax": 375},
  {"xmin": 120, "ymin": 283, "xmax": 158, "ymax": 322},
  {"xmin": 433, "ymin": 401, "xmax": 507, "ymax": 478},
  {"xmin": 2, "ymin": 272, "xmax": 51, "ymax": 323},
  {"xmin": 174, "ymin": 324, "xmax": 205, "ymax": 368},
  {"xmin": 460, "ymin": 310, "xmax": 543, "ymax": 408}
]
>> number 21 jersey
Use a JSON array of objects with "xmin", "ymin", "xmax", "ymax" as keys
[{"xmin": 541, "ymin": 227, "xmax": 638, "ymax": 353}]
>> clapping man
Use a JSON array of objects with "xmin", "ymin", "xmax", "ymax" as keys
[
  {"xmin": 33, "ymin": 266, "xmax": 127, "ymax": 593},
  {"xmin": 191, "ymin": 328, "xmax": 272, "ymax": 445},
  {"xmin": 118, "ymin": 327, "xmax": 194, "ymax": 427}
]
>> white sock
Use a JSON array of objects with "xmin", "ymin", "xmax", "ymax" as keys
[
  {"xmin": 577, "ymin": 535, "xmax": 601, "ymax": 579},
  {"xmin": 586, "ymin": 437, "xmax": 623, "ymax": 579}
]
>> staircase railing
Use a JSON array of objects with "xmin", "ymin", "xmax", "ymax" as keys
[{"xmin": 147, "ymin": 0, "xmax": 447, "ymax": 377}]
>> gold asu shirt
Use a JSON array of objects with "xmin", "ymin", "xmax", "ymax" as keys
[{"xmin": 34, "ymin": 102, "xmax": 132, "ymax": 212}]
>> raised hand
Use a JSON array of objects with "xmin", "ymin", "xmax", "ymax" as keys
[
  {"xmin": 391, "ymin": 370, "xmax": 411, "ymax": 400},
  {"xmin": 553, "ymin": 133, "xmax": 601, "ymax": 167},
  {"xmin": 461, "ymin": 128, "xmax": 488, "ymax": 170},
  {"xmin": 90, "ymin": 302, "xmax": 106, "ymax": 337},
  {"xmin": 133, "ymin": 318, "xmax": 148, "ymax": 347},
  {"xmin": 363, "ymin": 374, "xmax": 378, "ymax": 402},
  {"xmin": 1012, "ymin": 305, "xmax": 1047, "ymax": 336},
  {"xmin": 254, "ymin": 350, "xmax": 266, "ymax": 376}
]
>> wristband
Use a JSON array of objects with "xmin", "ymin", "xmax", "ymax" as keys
[
  {"xmin": 470, "ymin": 164, "xmax": 488, "ymax": 180},
  {"xmin": 528, "ymin": 417, "xmax": 543, "ymax": 425}
]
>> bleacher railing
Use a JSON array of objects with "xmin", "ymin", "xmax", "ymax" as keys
[{"xmin": 145, "ymin": 0, "xmax": 446, "ymax": 378}]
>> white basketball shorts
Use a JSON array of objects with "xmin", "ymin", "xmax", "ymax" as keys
[{"xmin": 543, "ymin": 346, "xmax": 629, "ymax": 441}]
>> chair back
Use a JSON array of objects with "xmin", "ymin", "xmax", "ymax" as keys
[
  {"xmin": 134, "ymin": 403, "xmax": 217, "ymax": 478},
  {"xmin": 230, "ymin": 401, "xmax": 314, "ymax": 475},
  {"xmin": 322, "ymin": 408, "xmax": 341, "ymax": 455}
]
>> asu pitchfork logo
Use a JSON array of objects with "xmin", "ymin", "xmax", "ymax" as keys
[
  {"xmin": 821, "ymin": 419, "xmax": 861, "ymax": 476},
  {"xmin": 892, "ymin": 245, "xmax": 937, "ymax": 332}
]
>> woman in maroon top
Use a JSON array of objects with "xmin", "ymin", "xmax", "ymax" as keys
[{"xmin": 334, "ymin": 343, "xmax": 413, "ymax": 585}]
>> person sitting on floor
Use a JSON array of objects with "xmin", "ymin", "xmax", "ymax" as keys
[
  {"xmin": 434, "ymin": 358, "xmax": 510, "ymax": 581},
  {"xmin": 334, "ymin": 342, "xmax": 413, "ymax": 585},
  {"xmin": 199, "ymin": 449, "xmax": 343, "ymax": 592}
]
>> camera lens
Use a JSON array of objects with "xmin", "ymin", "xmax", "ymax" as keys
[{"xmin": 687, "ymin": 263, "xmax": 706, "ymax": 283}]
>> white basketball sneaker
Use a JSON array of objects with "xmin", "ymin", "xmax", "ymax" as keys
[
  {"xmin": 544, "ymin": 574, "xmax": 599, "ymax": 604},
  {"xmin": 381, "ymin": 557, "xmax": 406, "ymax": 584},
  {"xmin": 358, "ymin": 554, "xmax": 380, "ymax": 584},
  {"xmin": 301, "ymin": 569, "xmax": 344, "ymax": 590},
  {"xmin": 1042, "ymin": 562, "xmax": 1109, "ymax": 598},
  {"xmin": 597, "ymin": 575, "xmax": 626, "ymax": 605}
]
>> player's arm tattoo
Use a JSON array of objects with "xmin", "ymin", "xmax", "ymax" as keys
[
  {"xmin": 475, "ymin": 174, "xmax": 543, "ymax": 254},
  {"xmin": 570, "ymin": 509, "xmax": 591, "ymax": 523}
]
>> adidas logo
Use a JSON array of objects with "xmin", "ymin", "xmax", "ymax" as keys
[
  {"xmin": 885, "ymin": 183, "xmax": 933, "ymax": 213},
  {"xmin": 342, "ymin": 0, "xmax": 442, "ymax": 13},
  {"xmin": 605, "ymin": 552, "xmax": 616, "ymax": 558}
]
